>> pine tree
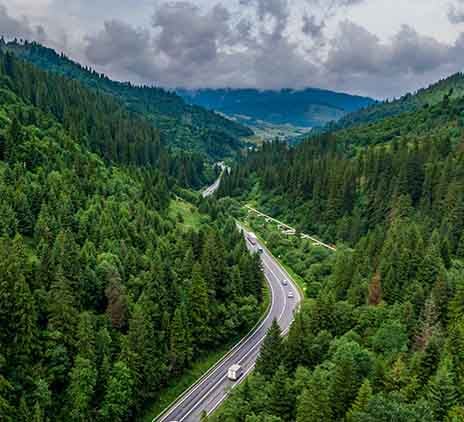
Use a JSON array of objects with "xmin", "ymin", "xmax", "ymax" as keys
[
  {"xmin": 268, "ymin": 365, "xmax": 293, "ymax": 420},
  {"xmin": 428, "ymin": 357, "xmax": 458, "ymax": 421},
  {"xmin": 296, "ymin": 371, "xmax": 332, "ymax": 422},
  {"xmin": 67, "ymin": 356, "xmax": 97, "ymax": 421},
  {"xmin": 346, "ymin": 379, "xmax": 373, "ymax": 421},
  {"xmin": 76, "ymin": 312, "xmax": 96, "ymax": 361},
  {"xmin": 5, "ymin": 115, "xmax": 23, "ymax": 162},
  {"xmin": 100, "ymin": 361, "xmax": 134, "ymax": 422},
  {"xmin": 169, "ymin": 305, "xmax": 193, "ymax": 375},
  {"xmin": 440, "ymin": 238, "xmax": 452, "ymax": 269},
  {"xmin": 285, "ymin": 312, "xmax": 311, "ymax": 371},
  {"xmin": 95, "ymin": 326, "xmax": 112, "ymax": 396},
  {"xmin": 188, "ymin": 263, "xmax": 211, "ymax": 348},
  {"xmin": 125, "ymin": 302, "xmax": 167, "ymax": 406},
  {"xmin": 417, "ymin": 231, "xmax": 444, "ymax": 288},
  {"xmin": 449, "ymin": 277, "xmax": 464, "ymax": 323},
  {"xmin": 48, "ymin": 265, "xmax": 78, "ymax": 348},
  {"xmin": 255, "ymin": 320, "xmax": 283, "ymax": 380}
]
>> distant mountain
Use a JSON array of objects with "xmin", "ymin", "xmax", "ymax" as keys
[
  {"xmin": 177, "ymin": 88, "xmax": 375, "ymax": 129},
  {"xmin": 320, "ymin": 72, "xmax": 464, "ymax": 133},
  {"xmin": 1, "ymin": 40, "xmax": 253, "ymax": 160}
]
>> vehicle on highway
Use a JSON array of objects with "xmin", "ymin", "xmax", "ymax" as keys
[
  {"xmin": 228, "ymin": 364, "xmax": 243, "ymax": 381},
  {"xmin": 288, "ymin": 291, "xmax": 294, "ymax": 298},
  {"xmin": 281, "ymin": 279, "xmax": 288, "ymax": 286},
  {"xmin": 258, "ymin": 246, "xmax": 264, "ymax": 254},
  {"xmin": 247, "ymin": 233, "xmax": 257, "ymax": 246}
]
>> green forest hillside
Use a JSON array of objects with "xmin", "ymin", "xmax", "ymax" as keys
[
  {"xmin": 0, "ymin": 48, "xmax": 264, "ymax": 421},
  {"xmin": 320, "ymin": 73, "xmax": 464, "ymax": 133},
  {"xmin": 217, "ymin": 76, "xmax": 464, "ymax": 421},
  {"xmin": 1, "ymin": 40, "xmax": 253, "ymax": 159}
]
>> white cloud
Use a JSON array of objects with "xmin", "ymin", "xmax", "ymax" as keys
[{"xmin": 1, "ymin": 0, "xmax": 464, "ymax": 98}]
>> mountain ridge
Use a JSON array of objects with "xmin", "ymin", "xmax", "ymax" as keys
[
  {"xmin": 318, "ymin": 72, "xmax": 464, "ymax": 134},
  {"xmin": 1, "ymin": 39, "xmax": 253, "ymax": 160},
  {"xmin": 177, "ymin": 87, "xmax": 375, "ymax": 129}
]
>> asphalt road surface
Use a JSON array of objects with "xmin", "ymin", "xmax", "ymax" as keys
[{"xmin": 155, "ymin": 225, "xmax": 302, "ymax": 422}]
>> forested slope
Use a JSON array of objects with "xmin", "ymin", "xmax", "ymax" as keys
[
  {"xmin": 320, "ymin": 72, "xmax": 464, "ymax": 133},
  {"xmin": 217, "ymin": 82, "xmax": 464, "ymax": 421},
  {"xmin": 0, "ymin": 49, "xmax": 264, "ymax": 420},
  {"xmin": 0, "ymin": 48, "xmax": 212, "ymax": 188},
  {"xmin": 2, "ymin": 40, "xmax": 253, "ymax": 159}
]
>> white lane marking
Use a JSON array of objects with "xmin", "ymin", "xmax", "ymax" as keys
[
  {"xmin": 262, "ymin": 253, "xmax": 287, "ymax": 323},
  {"xmin": 266, "ymin": 251, "xmax": 302, "ymax": 306},
  {"xmin": 178, "ymin": 242, "xmax": 287, "ymax": 422}
]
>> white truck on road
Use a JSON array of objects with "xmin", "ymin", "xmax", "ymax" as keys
[{"xmin": 227, "ymin": 364, "xmax": 243, "ymax": 381}]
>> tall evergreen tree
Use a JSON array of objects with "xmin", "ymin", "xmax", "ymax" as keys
[
  {"xmin": 255, "ymin": 320, "xmax": 283, "ymax": 380},
  {"xmin": 427, "ymin": 357, "xmax": 459, "ymax": 421}
]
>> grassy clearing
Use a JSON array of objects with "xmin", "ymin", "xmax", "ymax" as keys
[{"xmin": 169, "ymin": 198, "xmax": 205, "ymax": 230}]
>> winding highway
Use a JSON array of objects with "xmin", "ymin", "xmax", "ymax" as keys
[
  {"xmin": 155, "ymin": 224, "xmax": 302, "ymax": 421},
  {"xmin": 202, "ymin": 162, "xmax": 228, "ymax": 198}
]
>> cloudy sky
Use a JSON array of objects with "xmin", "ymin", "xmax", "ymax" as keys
[{"xmin": 2, "ymin": 0, "xmax": 464, "ymax": 98}]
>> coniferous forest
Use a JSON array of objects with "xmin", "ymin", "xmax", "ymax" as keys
[
  {"xmin": 215, "ymin": 86, "xmax": 464, "ymax": 421},
  {"xmin": 2, "ymin": 31, "xmax": 464, "ymax": 422},
  {"xmin": 1, "ymin": 39, "xmax": 253, "ymax": 160},
  {"xmin": 0, "ymin": 49, "xmax": 264, "ymax": 420}
]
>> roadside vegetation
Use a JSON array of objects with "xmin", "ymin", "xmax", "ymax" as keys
[{"xmin": 243, "ymin": 210, "xmax": 334, "ymax": 296}]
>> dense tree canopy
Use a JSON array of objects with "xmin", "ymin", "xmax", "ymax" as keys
[
  {"xmin": 2, "ymin": 39, "xmax": 252, "ymax": 160},
  {"xmin": 216, "ymin": 86, "xmax": 464, "ymax": 421},
  {"xmin": 0, "ymin": 50, "xmax": 264, "ymax": 420}
]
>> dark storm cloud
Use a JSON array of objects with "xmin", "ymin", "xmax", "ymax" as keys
[
  {"xmin": 153, "ymin": 2, "xmax": 231, "ymax": 65},
  {"xmin": 0, "ymin": 4, "xmax": 46, "ymax": 41},
  {"xmin": 326, "ymin": 22, "xmax": 451, "ymax": 76},
  {"xmin": 85, "ymin": 20, "xmax": 151, "ymax": 66},
  {"xmin": 302, "ymin": 14, "xmax": 325, "ymax": 39}
]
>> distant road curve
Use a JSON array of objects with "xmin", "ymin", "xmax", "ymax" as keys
[
  {"xmin": 202, "ymin": 162, "xmax": 228, "ymax": 198},
  {"xmin": 154, "ymin": 224, "xmax": 302, "ymax": 422},
  {"xmin": 245, "ymin": 205, "xmax": 337, "ymax": 252}
]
